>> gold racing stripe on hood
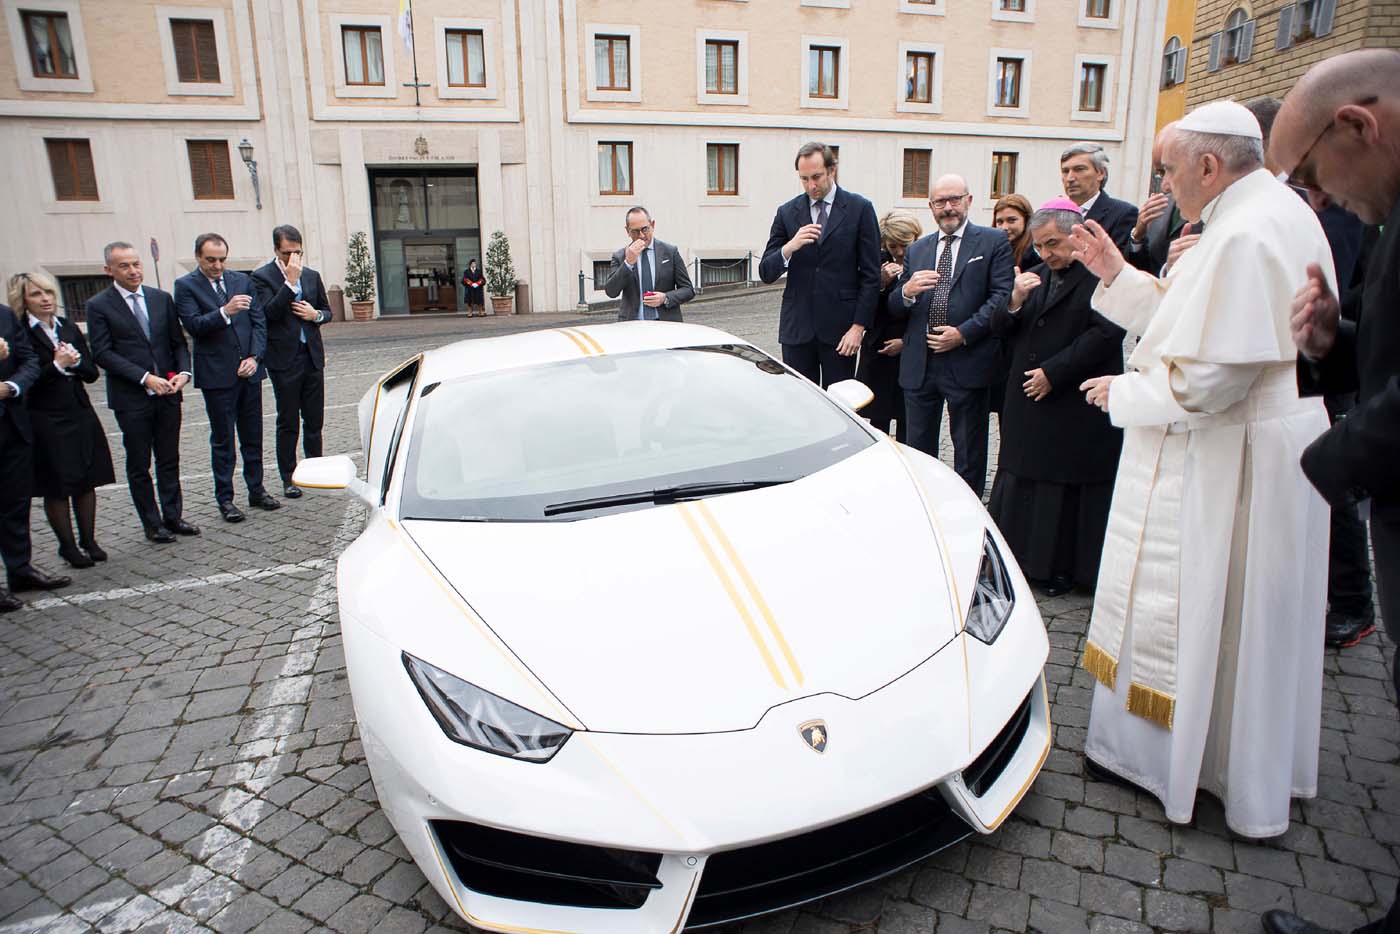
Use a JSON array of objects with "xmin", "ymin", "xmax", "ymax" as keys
[
  {"xmin": 570, "ymin": 327, "xmax": 606, "ymax": 355},
  {"xmin": 693, "ymin": 499, "xmax": 805, "ymax": 688},
  {"xmin": 677, "ymin": 502, "xmax": 790, "ymax": 690},
  {"xmin": 555, "ymin": 328, "xmax": 593, "ymax": 356}
]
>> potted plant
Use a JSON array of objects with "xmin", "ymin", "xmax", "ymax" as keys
[
  {"xmin": 345, "ymin": 231, "xmax": 376, "ymax": 321},
  {"xmin": 485, "ymin": 230, "xmax": 516, "ymax": 315}
]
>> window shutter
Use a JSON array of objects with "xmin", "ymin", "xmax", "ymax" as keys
[
  {"xmin": 73, "ymin": 140, "xmax": 98, "ymax": 199},
  {"xmin": 1175, "ymin": 49, "xmax": 1187, "ymax": 84},
  {"xmin": 1238, "ymin": 20, "xmax": 1256, "ymax": 62},
  {"xmin": 46, "ymin": 139, "xmax": 75, "ymax": 199},
  {"xmin": 1207, "ymin": 32, "xmax": 1222, "ymax": 71},
  {"xmin": 1276, "ymin": 4, "xmax": 1294, "ymax": 49},
  {"xmin": 1316, "ymin": 0, "xmax": 1336, "ymax": 36},
  {"xmin": 211, "ymin": 141, "xmax": 234, "ymax": 197},
  {"xmin": 188, "ymin": 141, "xmax": 213, "ymax": 197},
  {"xmin": 902, "ymin": 152, "xmax": 915, "ymax": 197},
  {"xmin": 172, "ymin": 22, "xmax": 198, "ymax": 82},
  {"xmin": 195, "ymin": 21, "xmax": 220, "ymax": 82}
]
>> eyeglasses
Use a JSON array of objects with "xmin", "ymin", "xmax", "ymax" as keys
[
  {"xmin": 627, "ymin": 225, "xmax": 652, "ymax": 236},
  {"xmin": 931, "ymin": 195, "xmax": 969, "ymax": 208},
  {"xmin": 1286, "ymin": 96, "xmax": 1377, "ymax": 193}
]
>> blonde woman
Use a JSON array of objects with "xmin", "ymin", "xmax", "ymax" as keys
[
  {"xmin": 857, "ymin": 210, "xmax": 922, "ymax": 441},
  {"xmin": 8, "ymin": 273, "xmax": 114, "ymax": 568}
]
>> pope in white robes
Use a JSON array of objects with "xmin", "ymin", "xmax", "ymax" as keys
[{"xmin": 1070, "ymin": 101, "xmax": 1333, "ymax": 838}]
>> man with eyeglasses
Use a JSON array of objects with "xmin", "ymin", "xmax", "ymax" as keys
[
  {"xmin": 886, "ymin": 174, "xmax": 1013, "ymax": 498},
  {"xmin": 603, "ymin": 207, "xmax": 694, "ymax": 322},
  {"xmin": 1069, "ymin": 100, "xmax": 1333, "ymax": 844},
  {"xmin": 1262, "ymin": 48, "xmax": 1400, "ymax": 934}
]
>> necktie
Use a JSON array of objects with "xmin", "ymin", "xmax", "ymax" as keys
[
  {"xmin": 927, "ymin": 234, "xmax": 956, "ymax": 331},
  {"xmin": 214, "ymin": 278, "xmax": 228, "ymax": 308},
  {"xmin": 129, "ymin": 294, "xmax": 151, "ymax": 341},
  {"xmin": 639, "ymin": 250, "xmax": 655, "ymax": 320},
  {"xmin": 1046, "ymin": 270, "xmax": 1064, "ymax": 304},
  {"xmin": 814, "ymin": 199, "xmax": 829, "ymax": 237}
]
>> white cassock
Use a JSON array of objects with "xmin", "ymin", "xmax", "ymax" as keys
[{"xmin": 1082, "ymin": 169, "xmax": 1333, "ymax": 838}]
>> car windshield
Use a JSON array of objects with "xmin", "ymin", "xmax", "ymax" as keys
[{"xmin": 399, "ymin": 344, "xmax": 874, "ymax": 521}]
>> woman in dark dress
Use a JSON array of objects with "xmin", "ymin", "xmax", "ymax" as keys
[
  {"xmin": 989, "ymin": 195, "xmax": 1041, "ymax": 416},
  {"xmin": 986, "ymin": 201, "xmax": 1123, "ymax": 596},
  {"xmin": 461, "ymin": 260, "xmax": 487, "ymax": 316},
  {"xmin": 856, "ymin": 210, "xmax": 922, "ymax": 440},
  {"xmin": 8, "ymin": 273, "xmax": 115, "ymax": 568}
]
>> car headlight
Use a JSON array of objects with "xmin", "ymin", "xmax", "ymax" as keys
[
  {"xmin": 402, "ymin": 652, "xmax": 572, "ymax": 763},
  {"xmin": 964, "ymin": 532, "xmax": 1015, "ymax": 645}
]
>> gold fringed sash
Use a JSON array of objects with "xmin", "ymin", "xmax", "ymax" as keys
[
  {"xmin": 1127, "ymin": 682, "xmax": 1176, "ymax": 730},
  {"xmin": 1082, "ymin": 640, "xmax": 1118, "ymax": 690}
]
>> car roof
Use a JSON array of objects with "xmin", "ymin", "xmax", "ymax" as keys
[{"xmin": 415, "ymin": 320, "xmax": 759, "ymax": 384}]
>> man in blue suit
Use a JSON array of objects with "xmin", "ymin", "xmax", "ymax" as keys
[
  {"xmin": 759, "ymin": 142, "xmax": 880, "ymax": 387},
  {"xmin": 174, "ymin": 233, "xmax": 280, "ymax": 523},
  {"xmin": 888, "ymin": 174, "xmax": 1014, "ymax": 498}
]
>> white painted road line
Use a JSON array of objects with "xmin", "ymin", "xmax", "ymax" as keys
[{"xmin": 18, "ymin": 559, "xmax": 331, "ymax": 612}]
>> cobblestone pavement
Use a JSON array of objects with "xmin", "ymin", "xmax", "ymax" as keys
[{"xmin": 1, "ymin": 293, "xmax": 1393, "ymax": 934}]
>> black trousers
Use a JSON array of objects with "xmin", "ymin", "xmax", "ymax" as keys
[
  {"xmin": 269, "ymin": 345, "xmax": 325, "ymax": 484},
  {"xmin": 781, "ymin": 340, "xmax": 857, "ymax": 389},
  {"xmin": 114, "ymin": 398, "xmax": 184, "ymax": 532},
  {"xmin": 201, "ymin": 380, "xmax": 265, "ymax": 505},
  {"xmin": 0, "ymin": 428, "xmax": 33, "ymax": 573},
  {"xmin": 1358, "ymin": 518, "xmax": 1400, "ymax": 934},
  {"xmin": 904, "ymin": 354, "xmax": 990, "ymax": 499}
]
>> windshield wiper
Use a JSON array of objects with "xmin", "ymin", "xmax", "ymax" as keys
[{"xmin": 543, "ymin": 480, "xmax": 789, "ymax": 517}]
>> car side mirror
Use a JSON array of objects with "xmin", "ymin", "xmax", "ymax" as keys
[
  {"xmin": 826, "ymin": 379, "xmax": 874, "ymax": 412},
  {"xmin": 293, "ymin": 455, "xmax": 374, "ymax": 505}
]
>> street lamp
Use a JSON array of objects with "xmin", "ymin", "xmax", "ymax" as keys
[{"xmin": 237, "ymin": 137, "xmax": 262, "ymax": 210}]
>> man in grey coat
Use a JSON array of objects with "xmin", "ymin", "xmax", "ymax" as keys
[{"xmin": 603, "ymin": 207, "xmax": 694, "ymax": 321}]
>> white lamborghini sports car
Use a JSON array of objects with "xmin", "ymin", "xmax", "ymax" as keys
[{"xmin": 294, "ymin": 321, "xmax": 1050, "ymax": 934}]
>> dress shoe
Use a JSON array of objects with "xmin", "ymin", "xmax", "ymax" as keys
[
  {"xmin": 248, "ymin": 490, "xmax": 281, "ymax": 511},
  {"xmin": 145, "ymin": 526, "xmax": 177, "ymax": 544},
  {"xmin": 219, "ymin": 503, "xmax": 246, "ymax": 523},
  {"xmin": 166, "ymin": 519, "xmax": 200, "ymax": 536},
  {"xmin": 7, "ymin": 567, "xmax": 72, "ymax": 592},
  {"xmin": 1260, "ymin": 909, "xmax": 1342, "ymax": 934},
  {"xmin": 79, "ymin": 540, "xmax": 108, "ymax": 562},
  {"xmin": 1325, "ymin": 610, "xmax": 1376, "ymax": 648},
  {"xmin": 283, "ymin": 484, "xmax": 303, "ymax": 499},
  {"xmin": 1039, "ymin": 574, "xmax": 1075, "ymax": 598},
  {"xmin": 0, "ymin": 588, "xmax": 21, "ymax": 612},
  {"xmin": 57, "ymin": 544, "xmax": 95, "ymax": 569}
]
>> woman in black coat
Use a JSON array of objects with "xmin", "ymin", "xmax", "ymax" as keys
[
  {"xmin": 857, "ymin": 210, "xmax": 921, "ymax": 441},
  {"xmin": 986, "ymin": 208, "xmax": 1123, "ymax": 596},
  {"xmin": 9, "ymin": 273, "xmax": 115, "ymax": 568}
]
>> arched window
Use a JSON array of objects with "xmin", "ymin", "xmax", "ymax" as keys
[
  {"xmin": 1161, "ymin": 35, "xmax": 1185, "ymax": 88},
  {"xmin": 1223, "ymin": 8, "xmax": 1249, "ymax": 63}
]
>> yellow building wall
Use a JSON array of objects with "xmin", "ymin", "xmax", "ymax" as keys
[{"xmin": 1156, "ymin": 0, "xmax": 1199, "ymax": 131}]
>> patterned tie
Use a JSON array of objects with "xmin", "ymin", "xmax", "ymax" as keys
[
  {"xmin": 927, "ymin": 234, "xmax": 956, "ymax": 331},
  {"xmin": 639, "ymin": 249, "xmax": 655, "ymax": 320},
  {"xmin": 128, "ymin": 293, "xmax": 151, "ymax": 341},
  {"xmin": 214, "ymin": 278, "xmax": 228, "ymax": 308}
]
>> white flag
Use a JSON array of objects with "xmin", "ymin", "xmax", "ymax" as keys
[{"xmin": 397, "ymin": 0, "xmax": 413, "ymax": 54}]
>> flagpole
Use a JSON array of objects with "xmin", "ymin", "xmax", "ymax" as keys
[{"xmin": 402, "ymin": 0, "xmax": 428, "ymax": 108}]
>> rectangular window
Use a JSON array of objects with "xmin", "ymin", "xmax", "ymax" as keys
[
  {"xmin": 342, "ymin": 26, "xmax": 385, "ymax": 86},
  {"xmin": 598, "ymin": 142, "xmax": 633, "ymax": 195},
  {"xmin": 186, "ymin": 140, "xmax": 235, "ymax": 200},
  {"xmin": 1000, "ymin": 0, "xmax": 1027, "ymax": 10},
  {"xmin": 171, "ymin": 18, "xmax": 220, "ymax": 83},
  {"xmin": 700, "ymin": 258, "xmax": 748, "ymax": 288},
  {"xmin": 808, "ymin": 45, "xmax": 839, "ymax": 99},
  {"xmin": 22, "ymin": 11, "xmax": 78, "ymax": 78},
  {"xmin": 57, "ymin": 275, "xmax": 110, "ymax": 324},
  {"xmin": 991, "ymin": 152, "xmax": 1018, "ymax": 199},
  {"xmin": 994, "ymin": 57, "xmax": 1022, "ymax": 108},
  {"xmin": 905, "ymin": 51, "xmax": 933, "ymax": 103},
  {"xmin": 592, "ymin": 260, "xmax": 611, "ymax": 292},
  {"xmin": 1079, "ymin": 62, "xmax": 1106, "ymax": 112},
  {"xmin": 44, "ymin": 138, "xmax": 98, "ymax": 201},
  {"xmin": 594, "ymin": 35, "xmax": 630, "ymax": 90},
  {"xmin": 445, "ymin": 28, "xmax": 485, "ymax": 87},
  {"xmin": 707, "ymin": 143, "xmax": 739, "ymax": 195},
  {"xmin": 901, "ymin": 149, "xmax": 931, "ymax": 199},
  {"xmin": 705, "ymin": 39, "xmax": 738, "ymax": 94},
  {"xmin": 1085, "ymin": 0, "xmax": 1110, "ymax": 17}
]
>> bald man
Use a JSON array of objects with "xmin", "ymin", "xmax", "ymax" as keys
[
  {"xmin": 887, "ymin": 173, "xmax": 1013, "ymax": 497},
  {"xmin": 1265, "ymin": 46, "xmax": 1400, "ymax": 934},
  {"xmin": 1125, "ymin": 122, "xmax": 1193, "ymax": 276}
]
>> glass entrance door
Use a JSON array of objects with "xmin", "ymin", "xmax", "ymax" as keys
[{"xmin": 369, "ymin": 168, "xmax": 480, "ymax": 315}]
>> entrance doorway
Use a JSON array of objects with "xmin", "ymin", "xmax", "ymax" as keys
[{"xmin": 368, "ymin": 168, "xmax": 481, "ymax": 315}]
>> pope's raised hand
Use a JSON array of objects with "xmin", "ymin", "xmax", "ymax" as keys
[{"xmin": 1069, "ymin": 219, "xmax": 1126, "ymax": 286}]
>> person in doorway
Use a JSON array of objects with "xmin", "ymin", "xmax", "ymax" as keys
[{"xmin": 462, "ymin": 260, "xmax": 486, "ymax": 316}]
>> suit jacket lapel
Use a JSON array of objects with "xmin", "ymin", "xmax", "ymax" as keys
[
  {"xmin": 821, "ymin": 190, "xmax": 847, "ymax": 241},
  {"xmin": 951, "ymin": 226, "xmax": 976, "ymax": 284}
]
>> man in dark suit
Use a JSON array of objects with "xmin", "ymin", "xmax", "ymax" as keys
[
  {"xmin": 759, "ymin": 141, "xmax": 880, "ymax": 387},
  {"xmin": 888, "ymin": 173, "xmax": 1014, "ymax": 498},
  {"xmin": 251, "ymin": 225, "xmax": 332, "ymax": 499},
  {"xmin": 1061, "ymin": 143, "xmax": 1139, "ymax": 251},
  {"xmin": 1264, "ymin": 47, "xmax": 1400, "ymax": 934},
  {"xmin": 174, "ymin": 233, "xmax": 279, "ymax": 523},
  {"xmin": 603, "ymin": 207, "xmax": 694, "ymax": 321},
  {"xmin": 0, "ymin": 303, "xmax": 70, "ymax": 609},
  {"xmin": 86, "ymin": 242, "xmax": 200, "ymax": 544},
  {"xmin": 1127, "ymin": 123, "xmax": 1193, "ymax": 276}
]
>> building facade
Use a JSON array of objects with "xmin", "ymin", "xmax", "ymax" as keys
[
  {"xmin": 1154, "ymin": 0, "xmax": 1399, "ymax": 134},
  {"xmin": 2, "ymin": 0, "xmax": 1166, "ymax": 317}
]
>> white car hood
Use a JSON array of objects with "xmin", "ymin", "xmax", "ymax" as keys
[{"xmin": 402, "ymin": 444, "xmax": 965, "ymax": 734}]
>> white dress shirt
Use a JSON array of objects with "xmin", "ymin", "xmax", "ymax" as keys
[{"xmin": 31, "ymin": 316, "xmax": 76, "ymax": 376}]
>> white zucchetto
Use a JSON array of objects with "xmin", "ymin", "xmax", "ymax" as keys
[{"xmin": 1178, "ymin": 100, "xmax": 1264, "ymax": 140}]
